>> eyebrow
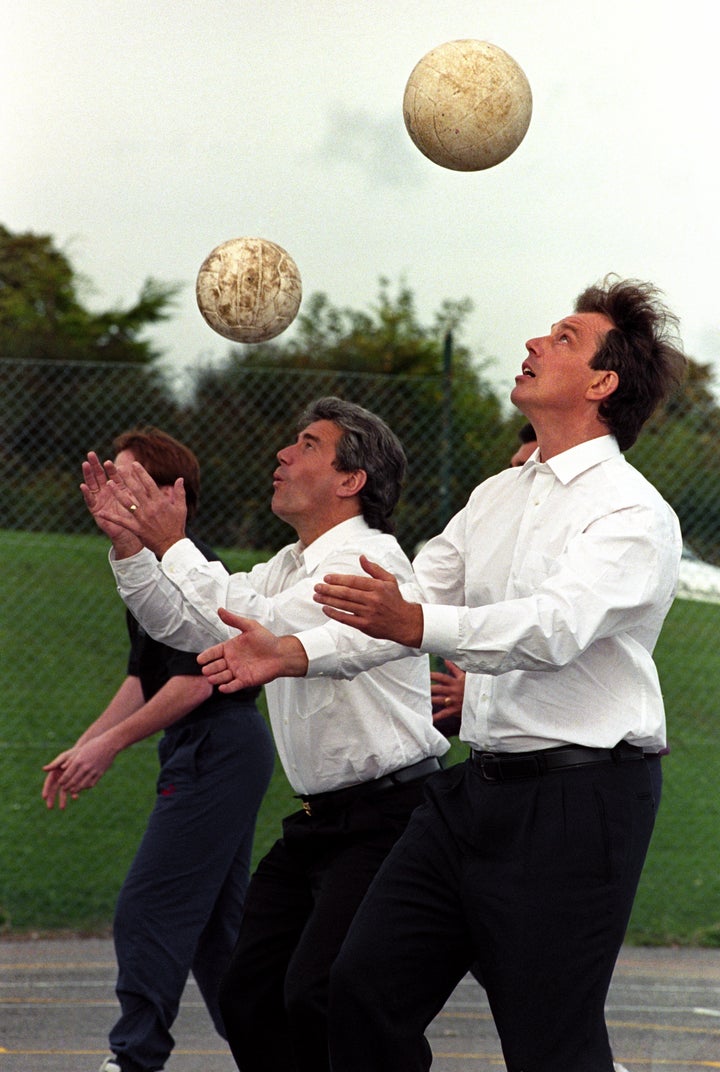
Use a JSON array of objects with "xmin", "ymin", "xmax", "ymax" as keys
[
  {"xmin": 298, "ymin": 431, "xmax": 323, "ymax": 445},
  {"xmin": 551, "ymin": 319, "xmax": 581, "ymax": 337}
]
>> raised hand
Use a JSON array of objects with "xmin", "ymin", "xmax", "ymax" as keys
[
  {"xmin": 81, "ymin": 451, "xmax": 142, "ymax": 552},
  {"xmin": 313, "ymin": 554, "xmax": 423, "ymax": 646},
  {"xmin": 100, "ymin": 461, "xmax": 188, "ymax": 558}
]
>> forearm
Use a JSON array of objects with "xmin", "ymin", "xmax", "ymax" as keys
[
  {"xmin": 111, "ymin": 544, "xmax": 236, "ymax": 650},
  {"xmin": 106, "ymin": 674, "xmax": 213, "ymax": 750},
  {"xmin": 75, "ymin": 676, "xmax": 145, "ymax": 745}
]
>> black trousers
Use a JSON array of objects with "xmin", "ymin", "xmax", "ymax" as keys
[
  {"xmin": 328, "ymin": 755, "xmax": 659, "ymax": 1072},
  {"xmin": 218, "ymin": 776, "xmax": 430, "ymax": 1072}
]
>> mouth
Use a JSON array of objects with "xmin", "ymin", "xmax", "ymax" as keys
[{"xmin": 520, "ymin": 362, "xmax": 535, "ymax": 378}]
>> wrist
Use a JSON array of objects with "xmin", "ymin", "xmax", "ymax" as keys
[
  {"xmin": 399, "ymin": 603, "xmax": 424, "ymax": 648},
  {"xmin": 152, "ymin": 534, "xmax": 184, "ymax": 560},
  {"xmin": 279, "ymin": 636, "xmax": 310, "ymax": 678},
  {"xmin": 112, "ymin": 532, "xmax": 144, "ymax": 560}
]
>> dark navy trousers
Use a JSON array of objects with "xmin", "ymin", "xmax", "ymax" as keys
[
  {"xmin": 109, "ymin": 705, "xmax": 274, "ymax": 1072},
  {"xmin": 329, "ymin": 755, "xmax": 659, "ymax": 1072}
]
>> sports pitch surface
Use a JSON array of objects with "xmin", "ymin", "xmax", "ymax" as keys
[{"xmin": 1, "ymin": 938, "xmax": 719, "ymax": 1071}]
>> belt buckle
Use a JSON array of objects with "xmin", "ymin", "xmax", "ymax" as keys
[
  {"xmin": 301, "ymin": 800, "xmax": 313, "ymax": 816},
  {"xmin": 478, "ymin": 752, "xmax": 502, "ymax": 783}
]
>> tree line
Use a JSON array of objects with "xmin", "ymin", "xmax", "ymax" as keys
[{"xmin": 2, "ymin": 224, "xmax": 719, "ymax": 560}]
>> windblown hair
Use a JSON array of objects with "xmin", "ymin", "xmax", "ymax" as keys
[
  {"xmin": 112, "ymin": 426, "xmax": 201, "ymax": 521},
  {"xmin": 576, "ymin": 275, "xmax": 687, "ymax": 450},
  {"xmin": 297, "ymin": 397, "xmax": 407, "ymax": 534}
]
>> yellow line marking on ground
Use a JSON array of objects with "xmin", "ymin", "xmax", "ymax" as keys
[{"xmin": 0, "ymin": 962, "xmax": 114, "ymax": 970}]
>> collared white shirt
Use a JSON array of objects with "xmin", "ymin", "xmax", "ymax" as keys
[
  {"xmin": 301, "ymin": 438, "xmax": 681, "ymax": 753},
  {"xmin": 110, "ymin": 515, "xmax": 448, "ymax": 794}
]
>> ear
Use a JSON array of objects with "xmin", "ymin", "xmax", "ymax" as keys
[
  {"xmin": 586, "ymin": 368, "xmax": 619, "ymax": 402},
  {"xmin": 336, "ymin": 469, "xmax": 367, "ymax": 498}
]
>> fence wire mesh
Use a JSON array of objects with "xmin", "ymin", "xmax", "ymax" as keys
[{"xmin": 1, "ymin": 355, "xmax": 719, "ymax": 935}]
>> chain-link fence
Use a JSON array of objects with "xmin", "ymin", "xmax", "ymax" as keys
[{"xmin": 2, "ymin": 355, "xmax": 719, "ymax": 936}]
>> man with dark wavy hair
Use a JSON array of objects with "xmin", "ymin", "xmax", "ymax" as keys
[
  {"xmin": 200, "ymin": 278, "xmax": 686, "ymax": 1072},
  {"xmin": 86, "ymin": 398, "xmax": 448, "ymax": 1072}
]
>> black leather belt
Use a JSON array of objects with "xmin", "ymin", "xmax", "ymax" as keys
[
  {"xmin": 471, "ymin": 742, "xmax": 645, "ymax": 783},
  {"xmin": 298, "ymin": 756, "xmax": 442, "ymax": 816}
]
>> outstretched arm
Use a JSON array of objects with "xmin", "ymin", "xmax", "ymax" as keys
[
  {"xmin": 313, "ymin": 554, "xmax": 424, "ymax": 646},
  {"xmin": 198, "ymin": 607, "xmax": 309, "ymax": 692}
]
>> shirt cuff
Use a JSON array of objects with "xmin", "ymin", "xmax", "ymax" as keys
[
  {"xmin": 420, "ymin": 604, "xmax": 461, "ymax": 658},
  {"xmin": 294, "ymin": 624, "xmax": 338, "ymax": 677},
  {"xmin": 160, "ymin": 537, "xmax": 208, "ymax": 580},
  {"xmin": 109, "ymin": 544, "xmax": 156, "ymax": 581}
]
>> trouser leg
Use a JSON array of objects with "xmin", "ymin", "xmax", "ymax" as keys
[
  {"xmin": 189, "ymin": 708, "xmax": 275, "ymax": 1037},
  {"xmin": 220, "ymin": 779, "xmax": 428, "ymax": 1072},
  {"xmin": 329, "ymin": 765, "xmax": 473, "ymax": 1072},
  {"xmin": 329, "ymin": 758, "xmax": 657, "ymax": 1072},
  {"xmin": 111, "ymin": 711, "xmax": 274, "ymax": 1070},
  {"xmin": 219, "ymin": 835, "xmax": 311, "ymax": 1072}
]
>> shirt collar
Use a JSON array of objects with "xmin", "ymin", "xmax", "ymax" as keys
[
  {"xmin": 292, "ymin": 514, "xmax": 375, "ymax": 572},
  {"xmin": 539, "ymin": 435, "xmax": 620, "ymax": 485}
]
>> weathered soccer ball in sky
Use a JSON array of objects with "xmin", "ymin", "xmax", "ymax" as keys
[
  {"xmin": 403, "ymin": 39, "xmax": 532, "ymax": 172},
  {"xmin": 196, "ymin": 237, "xmax": 302, "ymax": 343}
]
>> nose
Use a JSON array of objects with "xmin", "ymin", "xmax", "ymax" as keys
[
  {"xmin": 277, "ymin": 443, "xmax": 293, "ymax": 465},
  {"xmin": 525, "ymin": 336, "xmax": 541, "ymax": 355}
]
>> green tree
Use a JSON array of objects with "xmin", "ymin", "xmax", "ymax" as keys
[
  {"xmin": 0, "ymin": 224, "xmax": 181, "ymax": 364},
  {"xmin": 0, "ymin": 224, "xmax": 182, "ymax": 533},
  {"xmin": 185, "ymin": 281, "xmax": 518, "ymax": 552},
  {"xmin": 628, "ymin": 357, "xmax": 720, "ymax": 562}
]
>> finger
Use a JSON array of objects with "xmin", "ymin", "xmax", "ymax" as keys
[
  {"xmin": 102, "ymin": 481, "xmax": 141, "ymax": 517},
  {"xmin": 430, "ymin": 672, "xmax": 454, "ymax": 687},
  {"xmin": 445, "ymin": 660, "xmax": 464, "ymax": 678},
  {"xmin": 358, "ymin": 555, "xmax": 395, "ymax": 581},
  {"xmin": 87, "ymin": 451, "xmax": 106, "ymax": 477},
  {"xmin": 314, "ymin": 585, "xmax": 372, "ymax": 614},
  {"xmin": 127, "ymin": 460, "xmax": 163, "ymax": 500},
  {"xmin": 170, "ymin": 477, "xmax": 186, "ymax": 506},
  {"xmin": 217, "ymin": 607, "xmax": 252, "ymax": 631},
  {"xmin": 197, "ymin": 642, "xmax": 225, "ymax": 667},
  {"xmin": 200, "ymin": 658, "xmax": 229, "ymax": 679},
  {"xmin": 203, "ymin": 667, "xmax": 234, "ymax": 685},
  {"xmin": 319, "ymin": 573, "xmax": 376, "ymax": 591},
  {"xmin": 320, "ymin": 605, "xmax": 367, "ymax": 628},
  {"xmin": 219, "ymin": 679, "xmax": 249, "ymax": 694}
]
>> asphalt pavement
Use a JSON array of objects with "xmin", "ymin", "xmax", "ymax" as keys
[{"xmin": 1, "ymin": 938, "xmax": 719, "ymax": 1071}]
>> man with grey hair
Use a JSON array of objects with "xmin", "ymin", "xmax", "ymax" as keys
[{"xmin": 86, "ymin": 396, "xmax": 448, "ymax": 1072}]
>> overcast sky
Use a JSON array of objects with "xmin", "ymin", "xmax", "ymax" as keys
[{"xmin": 5, "ymin": 0, "xmax": 718, "ymax": 402}]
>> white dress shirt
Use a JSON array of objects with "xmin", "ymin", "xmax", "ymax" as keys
[
  {"xmin": 110, "ymin": 515, "xmax": 448, "ymax": 794},
  {"xmin": 300, "ymin": 438, "xmax": 681, "ymax": 753}
]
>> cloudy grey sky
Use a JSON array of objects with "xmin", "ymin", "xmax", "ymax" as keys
[{"xmin": 6, "ymin": 0, "xmax": 718, "ymax": 401}]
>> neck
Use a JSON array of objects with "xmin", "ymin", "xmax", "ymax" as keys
[
  {"xmin": 293, "ymin": 508, "xmax": 362, "ymax": 548},
  {"xmin": 531, "ymin": 415, "xmax": 609, "ymax": 462}
]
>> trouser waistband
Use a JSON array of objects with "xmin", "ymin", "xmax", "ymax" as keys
[
  {"xmin": 470, "ymin": 742, "xmax": 645, "ymax": 783},
  {"xmin": 297, "ymin": 756, "xmax": 442, "ymax": 816}
]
